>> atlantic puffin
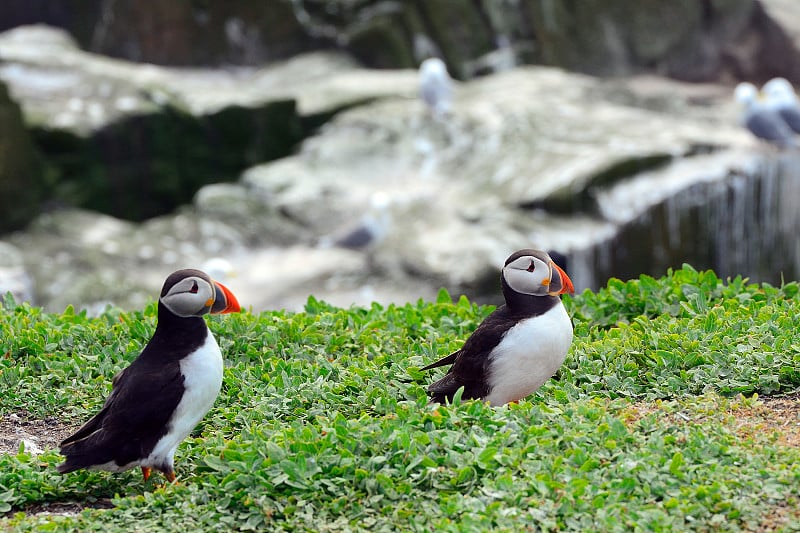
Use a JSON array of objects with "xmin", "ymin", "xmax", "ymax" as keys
[
  {"xmin": 421, "ymin": 249, "xmax": 574, "ymax": 406},
  {"xmin": 57, "ymin": 268, "xmax": 241, "ymax": 482}
]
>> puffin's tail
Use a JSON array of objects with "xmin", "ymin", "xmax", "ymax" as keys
[
  {"xmin": 428, "ymin": 391, "xmax": 453, "ymax": 404},
  {"xmin": 427, "ymin": 373, "xmax": 488, "ymax": 404},
  {"xmin": 57, "ymin": 433, "xmax": 119, "ymax": 474},
  {"xmin": 57, "ymin": 435, "xmax": 105, "ymax": 474},
  {"xmin": 56, "ymin": 458, "xmax": 83, "ymax": 474},
  {"xmin": 56, "ymin": 412, "xmax": 113, "ymax": 474}
]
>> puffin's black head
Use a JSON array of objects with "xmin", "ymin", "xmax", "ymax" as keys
[
  {"xmin": 160, "ymin": 268, "xmax": 241, "ymax": 318},
  {"xmin": 501, "ymin": 249, "xmax": 574, "ymax": 303}
]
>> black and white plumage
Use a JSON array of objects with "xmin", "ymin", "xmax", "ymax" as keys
[
  {"xmin": 419, "ymin": 57, "xmax": 453, "ymax": 117},
  {"xmin": 422, "ymin": 249, "xmax": 574, "ymax": 406},
  {"xmin": 57, "ymin": 268, "xmax": 241, "ymax": 483},
  {"xmin": 734, "ymin": 82, "xmax": 796, "ymax": 147},
  {"xmin": 762, "ymin": 77, "xmax": 800, "ymax": 133}
]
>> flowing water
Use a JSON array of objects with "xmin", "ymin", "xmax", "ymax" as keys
[{"xmin": 572, "ymin": 151, "xmax": 800, "ymax": 289}]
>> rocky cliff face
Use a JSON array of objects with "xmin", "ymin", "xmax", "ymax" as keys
[
  {"xmin": 2, "ymin": 4, "xmax": 800, "ymax": 313},
  {"xmin": 0, "ymin": 26, "xmax": 307, "ymax": 222},
  {"xmin": 573, "ymin": 150, "xmax": 800, "ymax": 290},
  {"xmin": 3, "ymin": 25, "xmax": 797, "ymax": 313},
  {"xmin": 1, "ymin": 1, "xmax": 798, "ymax": 83},
  {"xmin": 0, "ymin": 0, "xmax": 316, "ymax": 67},
  {"xmin": 0, "ymin": 82, "xmax": 42, "ymax": 233}
]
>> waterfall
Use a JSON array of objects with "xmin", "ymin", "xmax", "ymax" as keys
[{"xmin": 573, "ymin": 151, "xmax": 800, "ymax": 289}]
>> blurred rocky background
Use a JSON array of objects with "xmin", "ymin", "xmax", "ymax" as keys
[{"xmin": 1, "ymin": 0, "xmax": 799, "ymax": 313}]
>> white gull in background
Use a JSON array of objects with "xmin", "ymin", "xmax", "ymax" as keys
[
  {"xmin": 318, "ymin": 192, "xmax": 393, "ymax": 252},
  {"xmin": 419, "ymin": 58, "xmax": 453, "ymax": 118},
  {"xmin": 761, "ymin": 77, "xmax": 800, "ymax": 134},
  {"xmin": 201, "ymin": 257, "xmax": 237, "ymax": 284},
  {"xmin": 734, "ymin": 82, "xmax": 796, "ymax": 148}
]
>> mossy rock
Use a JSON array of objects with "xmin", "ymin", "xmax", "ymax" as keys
[
  {"xmin": 523, "ymin": 154, "xmax": 674, "ymax": 214},
  {"xmin": 0, "ymin": 83, "xmax": 43, "ymax": 232},
  {"xmin": 34, "ymin": 99, "xmax": 303, "ymax": 222}
]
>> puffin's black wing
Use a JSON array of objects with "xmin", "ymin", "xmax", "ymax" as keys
[
  {"xmin": 56, "ymin": 369, "xmax": 126, "ymax": 448},
  {"xmin": 57, "ymin": 355, "xmax": 184, "ymax": 474},
  {"xmin": 424, "ymin": 306, "xmax": 517, "ymax": 403}
]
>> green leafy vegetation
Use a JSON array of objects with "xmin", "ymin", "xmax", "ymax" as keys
[{"xmin": 1, "ymin": 265, "xmax": 799, "ymax": 531}]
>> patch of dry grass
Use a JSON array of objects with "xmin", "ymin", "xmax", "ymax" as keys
[
  {"xmin": 620, "ymin": 393, "xmax": 800, "ymax": 531},
  {"xmin": 0, "ymin": 412, "xmax": 73, "ymax": 456},
  {"xmin": 621, "ymin": 392, "xmax": 800, "ymax": 448}
]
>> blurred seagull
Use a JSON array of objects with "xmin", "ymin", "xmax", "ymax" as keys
[
  {"xmin": 734, "ymin": 82, "xmax": 796, "ymax": 148},
  {"xmin": 419, "ymin": 58, "xmax": 453, "ymax": 118},
  {"xmin": 762, "ymin": 77, "xmax": 800, "ymax": 133},
  {"xmin": 319, "ymin": 193, "xmax": 392, "ymax": 252},
  {"xmin": 201, "ymin": 257, "xmax": 237, "ymax": 284}
]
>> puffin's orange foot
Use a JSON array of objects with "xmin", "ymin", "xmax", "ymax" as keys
[
  {"xmin": 164, "ymin": 471, "xmax": 177, "ymax": 483},
  {"xmin": 141, "ymin": 467, "xmax": 152, "ymax": 482}
]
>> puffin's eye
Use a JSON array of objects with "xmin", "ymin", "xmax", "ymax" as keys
[
  {"xmin": 526, "ymin": 260, "xmax": 535, "ymax": 272},
  {"xmin": 189, "ymin": 281, "xmax": 199, "ymax": 294}
]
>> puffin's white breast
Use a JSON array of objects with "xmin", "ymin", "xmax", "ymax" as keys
[
  {"xmin": 146, "ymin": 329, "xmax": 224, "ymax": 467},
  {"xmin": 485, "ymin": 303, "xmax": 573, "ymax": 406}
]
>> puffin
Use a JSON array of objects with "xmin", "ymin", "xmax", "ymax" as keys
[
  {"xmin": 421, "ymin": 249, "xmax": 574, "ymax": 406},
  {"xmin": 56, "ymin": 268, "xmax": 241, "ymax": 483}
]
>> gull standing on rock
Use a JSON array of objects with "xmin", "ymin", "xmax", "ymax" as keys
[
  {"xmin": 319, "ymin": 193, "xmax": 393, "ymax": 252},
  {"xmin": 734, "ymin": 82, "xmax": 796, "ymax": 147},
  {"xmin": 762, "ymin": 77, "xmax": 800, "ymax": 134},
  {"xmin": 419, "ymin": 57, "xmax": 453, "ymax": 118}
]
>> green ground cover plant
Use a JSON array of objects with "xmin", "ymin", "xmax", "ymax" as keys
[{"xmin": 1, "ymin": 265, "xmax": 799, "ymax": 531}]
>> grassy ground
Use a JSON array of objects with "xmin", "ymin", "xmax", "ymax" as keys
[{"xmin": 1, "ymin": 265, "xmax": 799, "ymax": 532}]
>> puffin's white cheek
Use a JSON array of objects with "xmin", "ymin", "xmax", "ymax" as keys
[
  {"xmin": 504, "ymin": 269, "xmax": 544, "ymax": 295},
  {"xmin": 162, "ymin": 292, "xmax": 203, "ymax": 317}
]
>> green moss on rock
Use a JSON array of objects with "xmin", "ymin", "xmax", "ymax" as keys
[
  {"xmin": 34, "ymin": 100, "xmax": 303, "ymax": 222},
  {"xmin": 0, "ymin": 83, "xmax": 43, "ymax": 232}
]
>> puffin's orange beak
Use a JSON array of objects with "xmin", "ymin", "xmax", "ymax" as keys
[
  {"xmin": 211, "ymin": 280, "xmax": 241, "ymax": 314},
  {"xmin": 548, "ymin": 261, "xmax": 574, "ymax": 296}
]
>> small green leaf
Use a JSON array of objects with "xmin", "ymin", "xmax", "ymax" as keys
[{"xmin": 669, "ymin": 452, "xmax": 684, "ymax": 477}]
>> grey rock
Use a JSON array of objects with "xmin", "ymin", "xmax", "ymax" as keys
[
  {"xmin": 0, "ymin": 26, "xmax": 416, "ymax": 132},
  {"xmin": 193, "ymin": 183, "xmax": 307, "ymax": 246},
  {"xmin": 0, "ymin": 241, "xmax": 34, "ymax": 304},
  {"xmin": 581, "ymin": 149, "xmax": 800, "ymax": 288},
  {"xmin": 224, "ymin": 66, "xmax": 749, "ymax": 295},
  {"xmin": 0, "ymin": 2, "xmax": 310, "ymax": 67},
  {"xmin": 0, "ymin": 25, "xmax": 419, "ymax": 222},
  {"xmin": 3, "ymin": 1, "xmax": 800, "ymax": 84},
  {"xmin": 0, "ymin": 80, "xmax": 42, "ymax": 233},
  {"xmin": 752, "ymin": 0, "xmax": 800, "ymax": 83}
]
